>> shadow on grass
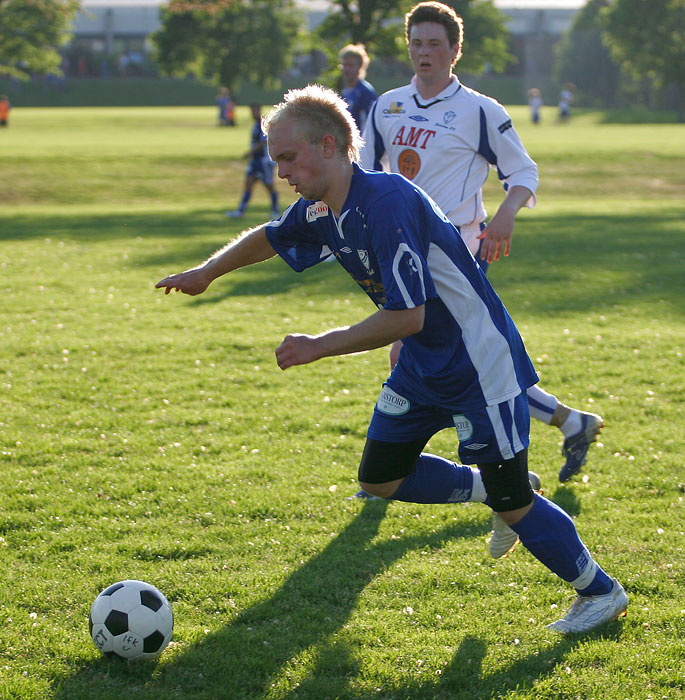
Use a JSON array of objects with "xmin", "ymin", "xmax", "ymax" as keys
[
  {"xmin": 3, "ymin": 207, "xmax": 683, "ymax": 316},
  {"xmin": 52, "ymin": 499, "xmax": 625, "ymax": 700}
]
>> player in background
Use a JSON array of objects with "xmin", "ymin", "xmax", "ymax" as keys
[
  {"xmin": 359, "ymin": 3, "xmax": 603, "ymax": 518},
  {"xmin": 338, "ymin": 44, "xmax": 378, "ymax": 133},
  {"xmin": 558, "ymin": 83, "xmax": 575, "ymax": 123},
  {"xmin": 528, "ymin": 87, "xmax": 543, "ymax": 124},
  {"xmin": 0, "ymin": 95, "xmax": 10, "ymax": 127},
  {"xmin": 226, "ymin": 103, "xmax": 280, "ymax": 220},
  {"xmin": 216, "ymin": 87, "xmax": 235, "ymax": 126},
  {"xmin": 156, "ymin": 84, "xmax": 628, "ymax": 634}
]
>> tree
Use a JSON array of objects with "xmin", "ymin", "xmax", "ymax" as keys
[
  {"xmin": 0, "ymin": 0, "xmax": 79, "ymax": 80},
  {"xmin": 555, "ymin": 0, "xmax": 622, "ymax": 107},
  {"xmin": 316, "ymin": 0, "xmax": 513, "ymax": 75},
  {"xmin": 603, "ymin": 0, "xmax": 685, "ymax": 119},
  {"xmin": 153, "ymin": 0, "xmax": 304, "ymax": 92}
]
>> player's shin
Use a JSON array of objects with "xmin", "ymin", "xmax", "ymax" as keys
[{"xmin": 511, "ymin": 495, "xmax": 613, "ymax": 595}]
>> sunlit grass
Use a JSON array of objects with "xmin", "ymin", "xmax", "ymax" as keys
[{"xmin": 1, "ymin": 107, "xmax": 683, "ymax": 700}]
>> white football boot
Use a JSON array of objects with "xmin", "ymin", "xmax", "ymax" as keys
[
  {"xmin": 547, "ymin": 578, "xmax": 628, "ymax": 633},
  {"xmin": 488, "ymin": 471, "xmax": 542, "ymax": 559}
]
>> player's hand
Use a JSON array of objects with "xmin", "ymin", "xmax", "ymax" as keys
[
  {"xmin": 477, "ymin": 207, "xmax": 515, "ymax": 263},
  {"xmin": 275, "ymin": 334, "xmax": 321, "ymax": 370},
  {"xmin": 155, "ymin": 268, "xmax": 211, "ymax": 296}
]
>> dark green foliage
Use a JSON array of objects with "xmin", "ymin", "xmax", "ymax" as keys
[
  {"xmin": 153, "ymin": 0, "xmax": 304, "ymax": 91},
  {"xmin": 0, "ymin": 0, "xmax": 79, "ymax": 79}
]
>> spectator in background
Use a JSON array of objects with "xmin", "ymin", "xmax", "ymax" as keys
[
  {"xmin": 216, "ymin": 87, "xmax": 235, "ymax": 127},
  {"xmin": 225, "ymin": 103, "xmax": 279, "ymax": 220},
  {"xmin": 528, "ymin": 87, "xmax": 542, "ymax": 124},
  {"xmin": 0, "ymin": 95, "xmax": 10, "ymax": 127},
  {"xmin": 338, "ymin": 44, "xmax": 377, "ymax": 132}
]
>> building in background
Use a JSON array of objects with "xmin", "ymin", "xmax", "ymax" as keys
[{"xmin": 66, "ymin": 0, "xmax": 586, "ymax": 90}]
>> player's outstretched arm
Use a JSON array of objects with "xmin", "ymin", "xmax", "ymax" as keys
[
  {"xmin": 478, "ymin": 185, "xmax": 534, "ymax": 263},
  {"xmin": 156, "ymin": 226, "xmax": 276, "ymax": 296},
  {"xmin": 275, "ymin": 305, "xmax": 425, "ymax": 370}
]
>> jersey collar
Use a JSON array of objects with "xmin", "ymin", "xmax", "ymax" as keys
[{"xmin": 409, "ymin": 74, "xmax": 462, "ymax": 108}]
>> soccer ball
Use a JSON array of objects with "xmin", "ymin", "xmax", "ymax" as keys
[{"xmin": 89, "ymin": 580, "xmax": 174, "ymax": 661}]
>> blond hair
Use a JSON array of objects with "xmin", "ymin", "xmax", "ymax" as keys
[
  {"xmin": 338, "ymin": 43, "xmax": 371, "ymax": 77},
  {"xmin": 263, "ymin": 84, "xmax": 363, "ymax": 163}
]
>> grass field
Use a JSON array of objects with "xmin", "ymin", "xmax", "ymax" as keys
[{"xmin": 1, "ymin": 105, "xmax": 684, "ymax": 700}]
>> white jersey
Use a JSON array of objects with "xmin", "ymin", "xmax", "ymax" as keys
[{"xmin": 360, "ymin": 76, "xmax": 538, "ymax": 254}]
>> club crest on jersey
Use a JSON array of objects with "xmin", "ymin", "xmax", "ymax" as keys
[
  {"xmin": 306, "ymin": 201, "xmax": 329, "ymax": 222},
  {"xmin": 383, "ymin": 101, "xmax": 405, "ymax": 115},
  {"xmin": 443, "ymin": 110, "xmax": 456, "ymax": 124},
  {"xmin": 357, "ymin": 249, "xmax": 374, "ymax": 275},
  {"xmin": 409, "ymin": 114, "xmax": 429, "ymax": 122},
  {"xmin": 453, "ymin": 414, "xmax": 473, "ymax": 441},
  {"xmin": 398, "ymin": 148, "xmax": 421, "ymax": 180},
  {"xmin": 376, "ymin": 386, "xmax": 410, "ymax": 415}
]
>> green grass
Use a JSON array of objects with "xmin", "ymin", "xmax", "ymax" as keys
[{"xmin": 1, "ymin": 106, "xmax": 684, "ymax": 700}]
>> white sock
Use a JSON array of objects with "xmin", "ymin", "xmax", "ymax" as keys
[
  {"xmin": 470, "ymin": 468, "xmax": 487, "ymax": 502},
  {"xmin": 526, "ymin": 385, "xmax": 558, "ymax": 425},
  {"xmin": 560, "ymin": 411, "xmax": 583, "ymax": 438}
]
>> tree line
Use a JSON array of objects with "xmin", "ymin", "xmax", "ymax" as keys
[{"xmin": 0, "ymin": 0, "xmax": 682, "ymax": 119}]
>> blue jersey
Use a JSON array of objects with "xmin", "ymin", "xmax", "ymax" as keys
[
  {"xmin": 265, "ymin": 164, "xmax": 537, "ymax": 411},
  {"xmin": 249, "ymin": 120, "xmax": 268, "ymax": 166},
  {"xmin": 341, "ymin": 79, "xmax": 377, "ymax": 132},
  {"xmin": 247, "ymin": 119, "xmax": 274, "ymax": 183}
]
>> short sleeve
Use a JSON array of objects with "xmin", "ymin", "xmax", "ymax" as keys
[{"xmin": 265, "ymin": 201, "xmax": 332, "ymax": 272}]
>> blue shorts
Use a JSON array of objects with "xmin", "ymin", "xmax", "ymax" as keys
[
  {"xmin": 367, "ymin": 384, "xmax": 530, "ymax": 465},
  {"xmin": 246, "ymin": 158, "xmax": 274, "ymax": 186}
]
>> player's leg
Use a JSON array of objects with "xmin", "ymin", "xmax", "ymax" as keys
[
  {"xmin": 226, "ymin": 172, "xmax": 257, "ymax": 217},
  {"xmin": 526, "ymin": 384, "xmax": 604, "ymax": 482},
  {"xmin": 358, "ymin": 390, "xmax": 487, "ymax": 504},
  {"xmin": 475, "ymin": 396, "xmax": 627, "ymax": 632},
  {"xmin": 359, "ymin": 438, "xmax": 487, "ymax": 504},
  {"xmin": 261, "ymin": 163, "xmax": 280, "ymax": 219}
]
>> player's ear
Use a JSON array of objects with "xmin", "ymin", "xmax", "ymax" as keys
[
  {"xmin": 451, "ymin": 43, "xmax": 460, "ymax": 66},
  {"xmin": 321, "ymin": 133, "xmax": 337, "ymax": 158}
]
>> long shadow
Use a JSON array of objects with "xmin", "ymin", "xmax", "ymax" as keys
[
  {"xmin": 52, "ymin": 496, "xmax": 623, "ymax": 700},
  {"xmin": 51, "ymin": 501, "xmax": 480, "ymax": 699}
]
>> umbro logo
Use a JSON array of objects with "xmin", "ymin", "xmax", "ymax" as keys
[
  {"xmin": 409, "ymin": 115, "xmax": 429, "ymax": 122},
  {"xmin": 464, "ymin": 443, "xmax": 488, "ymax": 450}
]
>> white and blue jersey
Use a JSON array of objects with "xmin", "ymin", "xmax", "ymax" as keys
[
  {"xmin": 265, "ymin": 164, "xmax": 537, "ymax": 414},
  {"xmin": 341, "ymin": 79, "xmax": 377, "ymax": 132},
  {"xmin": 359, "ymin": 76, "xmax": 538, "ymax": 255}
]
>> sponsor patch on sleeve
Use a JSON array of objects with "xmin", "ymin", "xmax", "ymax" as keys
[{"xmin": 498, "ymin": 119, "xmax": 513, "ymax": 134}]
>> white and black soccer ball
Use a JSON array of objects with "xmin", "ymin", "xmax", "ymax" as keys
[{"xmin": 89, "ymin": 579, "xmax": 173, "ymax": 660}]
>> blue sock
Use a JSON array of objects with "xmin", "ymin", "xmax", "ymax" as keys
[
  {"xmin": 270, "ymin": 190, "xmax": 279, "ymax": 211},
  {"xmin": 239, "ymin": 191, "xmax": 251, "ymax": 212},
  {"xmin": 390, "ymin": 454, "xmax": 484, "ymax": 504},
  {"xmin": 512, "ymin": 496, "xmax": 613, "ymax": 595}
]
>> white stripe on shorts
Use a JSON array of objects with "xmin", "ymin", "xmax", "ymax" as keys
[{"xmin": 486, "ymin": 399, "xmax": 525, "ymax": 461}]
